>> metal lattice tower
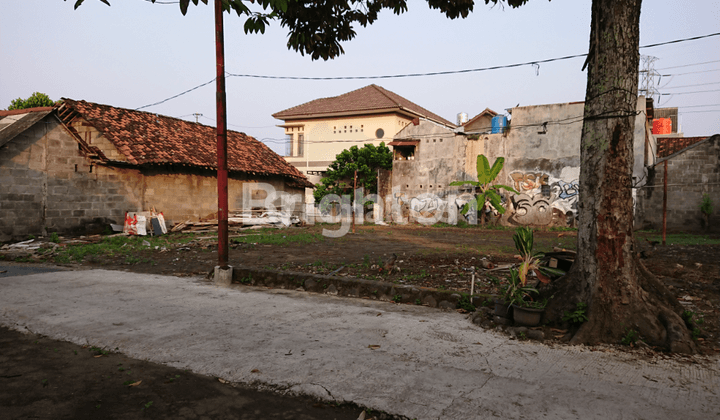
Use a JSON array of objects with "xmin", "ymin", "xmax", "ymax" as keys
[{"xmin": 639, "ymin": 55, "xmax": 660, "ymax": 100}]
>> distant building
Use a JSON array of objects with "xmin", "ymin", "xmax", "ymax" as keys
[{"xmin": 272, "ymin": 84, "xmax": 455, "ymax": 191}]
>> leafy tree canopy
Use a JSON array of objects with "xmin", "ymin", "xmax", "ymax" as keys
[
  {"xmin": 6, "ymin": 92, "xmax": 56, "ymax": 111},
  {"xmin": 313, "ymin": 142, "xmax": 392, "ymax": 204},
  {"xmin": 71, "ymin": 0, "xmax": 529, "ymax": 61}
]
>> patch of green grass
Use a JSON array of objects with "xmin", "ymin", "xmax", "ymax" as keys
[
  {"xmin": 638, "ymin": 233, "xmax": 720, "ymax": 246},
  {"xmin": 231, "ymin": 230, "xmax": 325, "ymax": 246}
]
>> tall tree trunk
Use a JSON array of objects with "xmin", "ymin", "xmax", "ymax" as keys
[{"xmin": 545, "ymin": 0, "xmax": 696, "ymax": 353}]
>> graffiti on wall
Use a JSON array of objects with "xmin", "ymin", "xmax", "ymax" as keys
[
  {"xmin": 509, "ymin": 171, "xmax": 549, "ymax": 193},
  {"xmin": 507, "ymin": 170, "xmax": 579, "ymax": 226}
]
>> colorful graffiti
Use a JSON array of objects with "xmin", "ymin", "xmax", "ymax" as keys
[
  {"xmin": 507, "ymin": 170, "xmax": 580, "ymax": 226},
  {"xmin": 509, "ymin": 171, "xmax": 549, "ymax": 193}
]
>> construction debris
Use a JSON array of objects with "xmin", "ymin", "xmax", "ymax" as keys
[{"xmin": 169, "ymin": 210, "xmax": 301, "ymax": 233}]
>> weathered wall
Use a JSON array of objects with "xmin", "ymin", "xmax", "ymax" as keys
[
  {"xmin": 0, "ymin": 116, "xmax": 302, "ymax": 242},
  {"xmin": 479, "ymin": 100, "xmax": 649, "ymax": 227},
  {"xmin": 637, "ymin": 135, "xmax": 720, "ymax": 233},
  {"xmin": 392, "ymin": 120, "xmax": 468, "ymax": 207}
]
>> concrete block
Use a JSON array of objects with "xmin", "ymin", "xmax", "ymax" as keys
[{"xmin": 214, "ymin": 265, "xmax": 233, "ymax": 287}]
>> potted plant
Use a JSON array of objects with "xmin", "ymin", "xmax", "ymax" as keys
[
  {"xmin": 495, "ymin": 268, "xmax": 538, "ymax": 320},
  {"xmin": 511, "ymin": 296, "xmax": 547, "ymax": 327}
]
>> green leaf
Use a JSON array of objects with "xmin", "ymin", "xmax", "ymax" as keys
[
  {"xmin": 180, "ymin": 0, "xmax": 189, "ymax": 15},
  {"xmin": 449, "ymin": 180, "xmax": 479, "ymax": 187},
  {"xmin": 488, "ymin": 157, "xmax": 505, "ymax": 182},
  {"xmin": 491, "ymin": 184, "xmax": 519, "ymax": 194},
  {"xmin": 485, "ymin": 190, "xmax": 505, "ymax": 214},
  {"xmin": 476, "ymin": 155, "xmax": 492, "ymax": 185}
]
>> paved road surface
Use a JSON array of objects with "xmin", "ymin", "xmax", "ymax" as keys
[{"xmin": 1, "ymin": 269, "xmax": 718, "ymax": 419}]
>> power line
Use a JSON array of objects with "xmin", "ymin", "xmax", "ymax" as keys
[
  {"xmin": 136, "ymin": 31, "xmax": 720, "ymax": 109},
  {"xmin": 136, "ymin": 77, "xmax": 216, "ymax": 110},
  {"xmin": 656, "ymin": 60, "xmax": 720, "ymax": 70},
  {"xmin": 660, "ymin": 89, "xmax": 720, "ymax": 96},
  {"xmin": 662, "ymin": 81, "xmax": 720, "ymax": 90},
  {"xmin": 661, "ymin": 68, "xmax": 720, "ymax": 77}
]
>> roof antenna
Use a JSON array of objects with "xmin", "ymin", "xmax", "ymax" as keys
[{"xmin": 193, "ymin": 113, "xmax": 203, "ymax": 123}]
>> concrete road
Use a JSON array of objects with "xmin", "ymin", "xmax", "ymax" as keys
[{"xmin": 0, "ymin": 270, "xmax": 718, "ymax": 420}]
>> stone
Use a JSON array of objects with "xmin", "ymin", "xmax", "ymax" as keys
[
  {"xmin": 438, "ymin": 300, "xmax": 455, "ymax": 310},
  {"xmin": 325, "ymin": 284, "xmax": 338, "ymax": 296},
  {"xmin": 493, "ymin": 315, "xmax": 511, "ymax": 326},
  {"xmin": 527, "ymin": 330, "xmax": 545, "ymax": 341}
]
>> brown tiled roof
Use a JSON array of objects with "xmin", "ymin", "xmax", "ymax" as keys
[
  {"xmin": 656, "ymin": 136, "xmax": 708, "ymax": 158},
  {"xmin": 463, "ymin": 108, "xmax": 498, "ymax": 128},
  {"xmin": 272, "ymin": 84, "xmax": 455, "ymax": 127},
  {"xmin": 58, "ymin": 99, "xmax": 311, "ymax": 186}
]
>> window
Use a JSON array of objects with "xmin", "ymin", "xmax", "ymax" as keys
[
  {"xmin": 297, "ymin": 133, "xmax": 304, "ymax": 157},
  {"xmin": 285, "ymin": 134, "xmax": 293, "ymax": 156},
  {"xmin": 376, "ymin": 128, "xmax": 384, "ymax": 139}
]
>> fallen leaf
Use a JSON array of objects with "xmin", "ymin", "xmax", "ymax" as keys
[
  {"xmin": 376, "ymin": 313, "xmax": 382, "ymax": 316},
  {"xmin": 94, "ymin": 355, "xmax": 103, "ymax": 358},
  {"xmin": 368, "ymin": 345, "xmax": 381, "ymax": 350},
  {"xmin": 251, "ymin": 369, "xmax": 260, "ymax": 373},
  {"xmin": 128, "ymin": 380, "xmax": 142, "ymax": 387},
  {"xmin": 550, "ymin": 328, "xmax": 568, "ymax": 334},
  {"xmin": 473, "ymin": 342, "xmax": 483, "ymax": 345},
  {"xmin": 218, "ymin": 378, "xmax": 229, "ymax": 384}
]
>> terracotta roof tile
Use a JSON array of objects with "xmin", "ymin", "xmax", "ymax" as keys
[
  {"xmin": 272, "ymin": 84, "xmax": 455, "ymax": 127},
  {"xmin": 60, "ymin": 98, "xmax": 311, "ymax": 186},
  {"xmin": 656, "ymin": 136, "xmax": 708, "ymax": 158}
]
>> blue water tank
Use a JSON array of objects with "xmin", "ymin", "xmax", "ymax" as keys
[{"xmin": 491, "ymin": 115, "xmax": 507, "ymax": 134}]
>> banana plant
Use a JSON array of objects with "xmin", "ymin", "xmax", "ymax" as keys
[{"xmin": 450, "ymin": 155, "xmax": 518, "ymax": 221}]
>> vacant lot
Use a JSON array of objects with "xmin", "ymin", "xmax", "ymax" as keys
[{"xmin": 3, "ymin": 223, "xmax": 719, "ymax": 354}]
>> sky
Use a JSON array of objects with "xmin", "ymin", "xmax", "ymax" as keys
[{"xmin": 1, "ymin": 0, "xmax": 718, "ymax": 155}]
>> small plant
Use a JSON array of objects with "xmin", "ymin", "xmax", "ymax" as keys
[
  {"xmin": 392, "ymin": 294, "xmax": 402, "ymax": 303},
  {"xmin": 49, "ymin": 232, "xmax": 60, "ymax": 243},
  {"xmin": 700, "ymin": 194, "xmax": 713, "ymax": 216},
  {"xmin": 562, "ymin": 302, "xmax": 589, "ymax": 325},
  {"xmin": 518, "ymin": 331, "xmax": 527, "ymax": 340},
  {"xmin": 362, "ymin": 254, "xmax": 371, "ymax": 268},
  {"xmin": 621, "ymin": 328, "xmax": 639, "ymax": 346},
  {"xmin": 415, "ymin": 298, "xmax": 422, "ymax": 305},
  {"xmin": 239, "ymin": 275, "xmax": 252, "ymax": 284},
  {"xmin": 501, "ymin": 268, "xmax": 538, "ymax": 307},
  {"xmin": 456, "ymin": 294, "xmax": 476, "ymax": 312},
  {"xmin": 142, "ymin": 401, "xmax": 153, "ymax": 410}
]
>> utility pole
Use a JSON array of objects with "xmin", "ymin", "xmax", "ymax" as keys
[
  {"xmin": 214, "ymin": 0, "xmax": 231, "ymax": 284},
  {"xmin": 192, "ymin": 113, "xmax": 203, "ymax": 123}
]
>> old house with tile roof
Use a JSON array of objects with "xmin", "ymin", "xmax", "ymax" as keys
[
  {"xmin": 0, "ymin": 100, "xmax": 311, "ymax": 242},
  {"xmin": 272, "ymin": 84, "xmax": 455, "ymax": 192}
]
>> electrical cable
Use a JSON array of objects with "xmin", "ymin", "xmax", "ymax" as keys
[{"xmin": 136, "ymin": 32, "xmax": 720, "ymax": 110}]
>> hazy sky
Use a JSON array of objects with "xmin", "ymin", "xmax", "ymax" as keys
[{"xmin": 1, "ymin": 0, "xmax": 718, "ymax": 155}]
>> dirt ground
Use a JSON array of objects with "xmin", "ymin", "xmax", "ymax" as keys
[
  {"xmin": 0, "ymin": 326, "xmax": 370, "ymax": 420},
  {"xmin": 1, "ymin": 224, "xmax": 719, "ymax": 418},
  {"xmin": 13, "ymin": 223, "xmax": 712, "ymax": 355},
  {"xmin": 3, "ymin": 223, "xmax": 720, "ymax": 344}
]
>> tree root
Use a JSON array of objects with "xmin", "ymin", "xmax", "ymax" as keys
[{"xmin": 542, "ymin": 257, "xmax": 698, "ymax": 354}]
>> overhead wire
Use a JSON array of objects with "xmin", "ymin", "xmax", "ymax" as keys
[{"xmin": 136, "ymin": 32, "xmax": 720, "ymax": 110}]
